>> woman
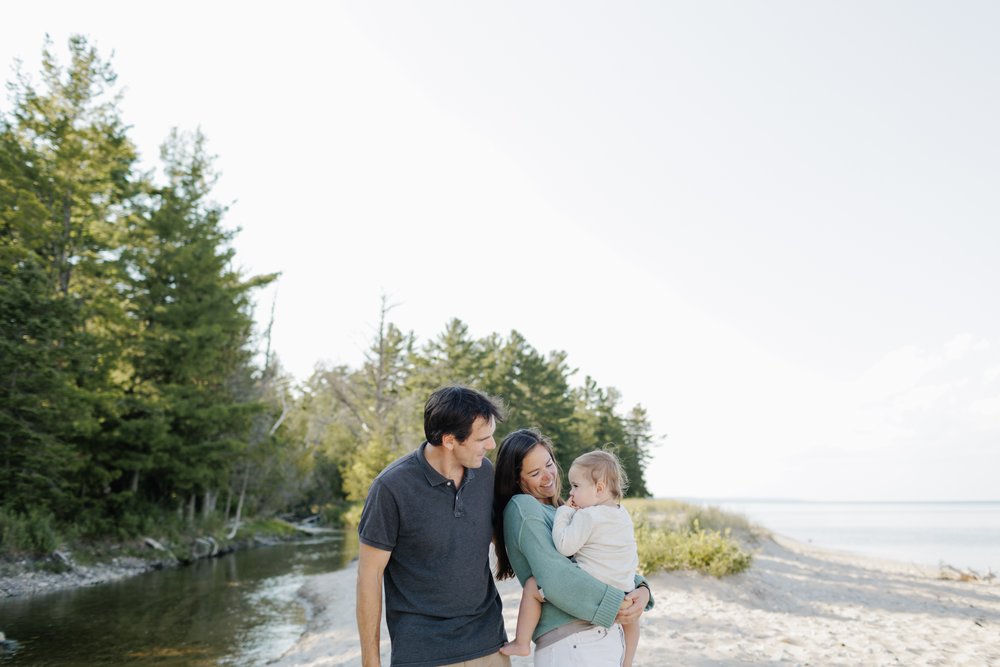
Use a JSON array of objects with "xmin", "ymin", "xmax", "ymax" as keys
[{"xmin": 493, "ymin": 428, "xmax": 651, "ymax": 666}]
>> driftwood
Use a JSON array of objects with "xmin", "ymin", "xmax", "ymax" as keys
[
  {"xmin": 274, "ymin": 517, "xmax": 338, "ymax": 536},
  {"xmin": 192, "ymin": 536, "xmax": 219, "ymax": 559},
  {"xmin": 143, "ymin": 537, "xmax": 168, "ymax": 552},
  {"xmin": 938, "ymin": 564, "xmax": 996, "ymax": 583}
]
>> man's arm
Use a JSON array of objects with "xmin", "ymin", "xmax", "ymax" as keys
[{"xmin": 357, "ymin": 542, "xmax": 392, "ymax": 667}]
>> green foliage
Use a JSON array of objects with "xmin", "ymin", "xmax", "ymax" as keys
[
  {"xmin": 297, "ymin": 315, "xmax": 658, "ymax": 506},
  {"xmin": 0, "ymin": 507, "xmax": 60, "ymax": 555},
  {"xmin": 562, "ymin": 379, "xmax": 653, "ymax": 497},
  {"xmin": 634, "ymin": 519, "xmax": 753, "ymax": 577},
  {"xmin": 624, "ymin": 498, "xmax": 756, "ymax": 534},
  {"xmin": 238, "ymin": 517, "xmax": 299, "ymax": 539},
  {"xmin": 343, "ymin": 439, "xmax": 397, "ymax": 502},
  {"xmin": 340, "ymin": 503, "xmax": 365, "ymax": 528},
  {"xmin": 0, "ymin": 37, "xmax": 273, "ymax": 549},
  {"xmin": 0, "ymin": 34, "xmax": 138, "ymax": 520},
  {"xmin": 116, "ymin": 128, "xmax": 272, "ymax": 508},
  {"xmin": 684, "ymin": 505, "xmax": 754, "ymax": 534},
  {"xmin": 1, "ymin": 37, "xmax": 665, "ymax": 552},
  {"xmin": 626, "ymin": 499, "xmax": 754, "ymax": 577}
]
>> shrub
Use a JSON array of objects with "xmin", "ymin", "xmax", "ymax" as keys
[
  {"xmin": 240, "ymin": 517, "xmax": 298, "ymax": 538},
  {"xmin": 634, "ymin": 518, "xmax": 752, "ymax": 577},
  {"xmin": 625, "ymin": 499, "xmax": 754, "ymax": 577},
  {"xmin": 0, "ymin": 507, "xmax": 60, "ymax": 556},
  {"xmin": 341, "ymin": 502, "xmax": 364, "ymax": 528}
]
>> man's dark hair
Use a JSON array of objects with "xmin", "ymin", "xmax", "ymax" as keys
[{"xmin": 424, "ymin": 385, "xmax": 505, "ymax": 445}]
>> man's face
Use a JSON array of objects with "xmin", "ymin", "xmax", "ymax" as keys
[{"xmin": 454, "ymin": 416, "xmax": 497, "ymax": 469}]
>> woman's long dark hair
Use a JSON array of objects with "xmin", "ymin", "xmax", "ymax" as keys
[{"xmin": 492, "ymin": 428, "xmax": 564, "ymax": 580}]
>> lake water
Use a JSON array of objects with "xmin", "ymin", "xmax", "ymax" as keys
[{"xmin": 685, "ymin": 499, "xmax": 1000, "ymax": 574}]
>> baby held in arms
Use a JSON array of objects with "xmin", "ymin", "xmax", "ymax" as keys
[{"xmin": 501, "ymin": 449, "xmax": 641, "ymax": 667}]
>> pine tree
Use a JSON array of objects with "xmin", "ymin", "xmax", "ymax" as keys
[
  {"xmin": 621, "ymin": 405, "xmax": 655, "ymax": 498},
  {"xmin": 119, "ymin": 129, "xmax": 274, "ymax": 518},
  {"xmin": 569, "ymin": 379, "xmax": 652, "ymax": 498},
  {"xmin": 341, "ymin": 303, "xmax": 421, "ymax": 501},
  {"xmin": 479, "ymin": 331, "xmax": 576, "ymax": 452},
  {"xmin": 411, "ymin": 318, "xmax": 485, "ymax": 395},
  {"xmin": 0, "ymin": 36, "xmax": 139, "ymax": 518}
]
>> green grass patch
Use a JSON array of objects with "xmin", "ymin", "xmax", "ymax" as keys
[{"xmin": 237, "ymin": 517, "xmax": 299, "ymax": 538}]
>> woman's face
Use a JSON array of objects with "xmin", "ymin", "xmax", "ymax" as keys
[{"xmin": 518, "ymin": 444, "xmax": 558, "ymax": 502}]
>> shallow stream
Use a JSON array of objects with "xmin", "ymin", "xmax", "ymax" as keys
[{"xmin": 0, "ymin": 533, "xmax": 357, "ymax": 666}]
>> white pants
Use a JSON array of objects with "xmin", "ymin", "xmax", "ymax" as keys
[{"xmin": 533, "ymin": 624, "xmax": 624, "ymax": 667}]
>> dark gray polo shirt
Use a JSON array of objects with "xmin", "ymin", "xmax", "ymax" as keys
[{"xmin": 358, "ymin": 442, "xmax": 506, "ymax": 667}]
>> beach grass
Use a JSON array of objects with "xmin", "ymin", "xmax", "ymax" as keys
[{"xmin": 624, "ymin": 498, "xmax": 756, "ymax": 577}]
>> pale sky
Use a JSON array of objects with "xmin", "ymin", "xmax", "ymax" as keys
[{"xmin": 4, "ymin": 2, "xmax": 999, "ymax": 501}]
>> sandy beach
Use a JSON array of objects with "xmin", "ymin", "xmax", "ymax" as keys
[{"xmin": 269, "ymin": 535, "xmax": 999, "ymax": 666}]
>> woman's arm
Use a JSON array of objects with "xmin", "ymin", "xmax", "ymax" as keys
[
  {"xmin": 633, "ymin": 575, "xmax": 654, "ymax": 610},
  {"xmin": 616, "ymin": 583, "xmax": 652, "ymax": 625},
  {"xmin": 511, "ymin": 507, "xmax": 623, "ymax": 629}
]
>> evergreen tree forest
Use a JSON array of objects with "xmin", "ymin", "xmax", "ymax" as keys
[{"xmin": 0, "ymin": 38, "xmax": 656, "ymax": 552}]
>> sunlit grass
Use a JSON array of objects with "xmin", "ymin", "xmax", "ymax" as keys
[{"xmin": 624, "ymin": 498, "xmax": 757, "ymax": 577}]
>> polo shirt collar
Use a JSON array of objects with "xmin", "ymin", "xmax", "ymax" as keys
[{"xmin": 417, "ymin": 441, "xmax": 476, "ymax": 486}]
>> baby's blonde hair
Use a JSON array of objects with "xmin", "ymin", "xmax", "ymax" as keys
[{"xmin": 571, "ymin": 449, "xmax": 629, "ymax": 501}]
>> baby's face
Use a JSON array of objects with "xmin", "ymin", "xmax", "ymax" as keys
[{"xmin": 567, "ymin": 465, "xmax": 606, "ymax": 508}]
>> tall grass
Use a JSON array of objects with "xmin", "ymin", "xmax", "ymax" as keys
[
  {"xmin": 624, "ymin": 499, "xmax": 755, "ymax": 577},
  {"xmin": 0, "ymin": 508, "xmax": 60, "ymax": 555}
]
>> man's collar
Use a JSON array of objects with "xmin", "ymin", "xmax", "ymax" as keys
[{"xmin": 417, "ymin": 441, "xmax": 476, "ymax": 485}]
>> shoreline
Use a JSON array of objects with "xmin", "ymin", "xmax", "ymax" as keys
[
  {"xmin": 687, "ymin": 498, "xmax": 1000, "ymax": 576},
  {"xmin": 271, "ymin": 534, "xmax": 999, "ymax": 666},
  {"xmin": 0, "ymin": 532, "xmax": 308, "ymax": 599},
  {"xmin": 0, "ymin": 555, "xmax": 163, "ymax": 599}
]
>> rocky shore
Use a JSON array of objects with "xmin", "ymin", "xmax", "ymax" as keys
[
  {"xmin": 0, "ymin": 553, "xmax": 162, "ymax": 598},
  {"xmin": 0, "ymin": 531, "xmax": 303, "ymax": 599}
]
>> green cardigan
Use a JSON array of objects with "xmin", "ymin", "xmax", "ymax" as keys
[{"xmin": 502, "ymin": 494, "xmax": 653, "ymax": 641}]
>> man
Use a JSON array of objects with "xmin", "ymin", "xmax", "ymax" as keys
[{"xmin": 356, "ymin": 385, "xmax": 509, "ymax": 667}]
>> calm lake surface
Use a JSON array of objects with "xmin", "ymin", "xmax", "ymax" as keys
[
  {"xmin": 0, "ymin": 533, "xmax": 358, "ymax": 666},
  {"xmin": 688, "ymin": 499, "xmax": 1000, "ymax": 573}
]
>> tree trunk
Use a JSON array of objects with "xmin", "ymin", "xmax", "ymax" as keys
[
  {"xmin": 58, "ymin": 192, "xmax": 73, "ymax": 294},
  {"xmin": 130, "ymin": 470, "xmax": 139, "ymax": 494},
  {"xmin": 187, "ymin": 492, "xmax": 196, "ymax": 523},
  {"xmin": 203, "ymin": 489, "xmax": 216, "ymax": 519},
  {"xmin": 227, "ymin": 467, "xmax": 250, "ymax": 539}
]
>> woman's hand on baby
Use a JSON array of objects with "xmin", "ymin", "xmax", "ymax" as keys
[{"xmin": 615, "ymin": 586, "xmax": 650, "ymax": 625}]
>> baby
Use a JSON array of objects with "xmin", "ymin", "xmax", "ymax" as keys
[{"xmin": 501, "ymin": 449, "xmax": 640, "ymax": 666}]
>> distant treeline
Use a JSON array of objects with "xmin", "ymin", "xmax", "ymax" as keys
[{"xmin": 0, "ymin": 37, "xmax": 655, "ymax": 547}]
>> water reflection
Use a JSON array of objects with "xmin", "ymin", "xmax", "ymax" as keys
[{"xmin": 0, "ymin": 532, "xmax": 358, "ymax": 666}]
